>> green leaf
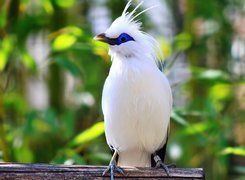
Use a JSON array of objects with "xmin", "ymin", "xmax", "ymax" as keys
[
  {"xmin": 199, "ymin": 70, "xmax": 227, "ymax": 80},
  {"xmin": 55, "ymin": 0, "xmax": 74, "ymax": 8},
  {"xmin": 174, "ymin": 32, "xmax": 192, "ymax": 51},
  {"xmin": 68, "ymin": 121, "xmax": 104, "ymax": 147},
  {"xmin": 0, "ymin": 36, "xmax": 14, "ymax": 71},
  {"xmin": 183, "ymin": 122, "xmax": 214, "ymax": 135},
  {"xmin": 192, "ymin": 67, "xmax": 229, "ymax": 82},
  {"xmin": 171, "ymin": 111, "xmax": 189, "ymax": 126},
  {"xmin": 21, "ymin": 51, "xmax": 37, "ymax": 71},
  {"xmin": 33, "ymin": 119, "xmax": 51, "ymax": 133},
  {"xmin": 0, "ymin": 50, "xmax": 7, "ymax": 71},
  {"xmin": 52, "ymin": 34, "xmax": 77, "ymax": 51},
  {"xmin": 159, "ymin": 38, "xmax": 172, "ymax": 59},
  {"xmin": 43, "ymin": 0, "xmax": 54, "ymax": 14},
  {"xmin": 221, "ymin": 147, "xmax": 245, "ymax": 156},
  {"xmin": 3, "ymin": 92, "xmax": 28, "ymax": 115},
  {"xmin": 209, "ymin": 84, "xmax": 231, "ymax": 101},
  {"xmin": 14, "ymin": 140, "xmax": 34, "ymax": 163},
  {"xmin": 208, "ymin": 83, "xmax": 232, "ymax": 111},
  {"xmin": 54, "ymin": 56, "xmax": 81, "ymax": 77},
  {"xmin": 66, "ymin": 26, "xmax": 83, "ymax": 36}
]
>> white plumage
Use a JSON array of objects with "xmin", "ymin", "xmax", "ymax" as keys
[{"xmin": 95, "ymin": 0, "xmax": 172, "ymax": 168}]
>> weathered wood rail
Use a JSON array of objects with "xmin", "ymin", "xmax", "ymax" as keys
[{"xmin": 0, "ymin": 163, "xmax": 205, "ymax": 179}]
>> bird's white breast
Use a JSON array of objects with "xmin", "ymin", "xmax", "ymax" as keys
[{"xmin": 102, "ymin": 55, "xmax": 172, "ymax": 155}]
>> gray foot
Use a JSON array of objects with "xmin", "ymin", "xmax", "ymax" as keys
[
  {"xmin": 153, "ymin": 154, "xmax": 176, "ymax": 176},
  {"xmin": 102, "ymin": 160, "xmax": 125, "ymax": 180}
]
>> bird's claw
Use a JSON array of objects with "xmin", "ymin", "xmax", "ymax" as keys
[
  {"xmin": 153, "ymin": 154, "xmax": 176, "ymax": 176},
  {"xmin": 167, "ymin": 163, "xmax": 176, "ymax": 168},
  {"xmin": 155, "ymin": 161, "xmax": 176, "ymax": 176},
  {"xmin": 102, "ymin": 160, "xmax": 125, "ymax": 180}
]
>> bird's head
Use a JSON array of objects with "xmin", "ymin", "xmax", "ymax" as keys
[{"xmin": 94, "ymin": 0, "xmax": 162, "ymax": 61}]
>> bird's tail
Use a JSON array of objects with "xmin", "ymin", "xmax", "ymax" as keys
[{"xmin": 117, "ymin": 150, "xmax": 151, "ymax": 167}]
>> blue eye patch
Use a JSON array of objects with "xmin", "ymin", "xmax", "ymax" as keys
[{"xmin": 107, "ymin": 33, "xmax": 135, "ymax": 46}]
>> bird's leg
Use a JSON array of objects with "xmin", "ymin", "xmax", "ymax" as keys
[
  {"xmin": 103, "ymin": 149, "xmax": 125, "ymax": 180},
  {"xmin": 153, "ymin": 153, "xmax": 176, "ymax": 176}
]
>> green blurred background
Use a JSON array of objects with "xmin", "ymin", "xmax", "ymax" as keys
[{"xmin": 0, "ymin": 0, "xmax": 244, "ymax": 179}]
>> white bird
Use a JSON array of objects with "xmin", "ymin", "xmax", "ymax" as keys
[{"xmin": 94, "ymin": 1, "xmax": 173, "ymax": 179}]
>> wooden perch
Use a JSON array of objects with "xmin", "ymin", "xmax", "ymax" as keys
[{"xmin": 0, "ymin": 163, "xmax": 205, "ymax": 179}]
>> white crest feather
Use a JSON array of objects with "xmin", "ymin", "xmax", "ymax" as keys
[
  {"xmin": 121, "ymin": 1, "xmax": 159, "ymax": 23},
  {"xmin": 107, "ymin": 1, "xmax": 164, "ymax": 64},
  {"xmin": 130, "ymin": 5, "xmax": 159, "ymax": 22},
  {"xmin": 128, "ymin": 1, "xmax": 144, "ymax": 18},
  {"xmin": 122, "ymin": 0, "xmax": 132, "ymax": 16}
]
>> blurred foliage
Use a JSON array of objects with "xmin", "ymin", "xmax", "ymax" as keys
[
  {"xmin": 0, "ymin": 0, "xmax": 244, "ymax": 179},
  {"xmin": 167, "ymin": 0, "xmax": 245, "ymax": 179},
  {"xmin": 0, "ymin": 0, "xmax": 110, "ymax": 166}
]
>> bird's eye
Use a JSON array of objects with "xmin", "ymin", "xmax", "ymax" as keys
[
  {"xmin": 121, "ymin": 36, "xmax": 126, "ymax": 42},
  {"xmin": 116, "ymin": 33, "xmax": 135, "ymax": 45}
]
